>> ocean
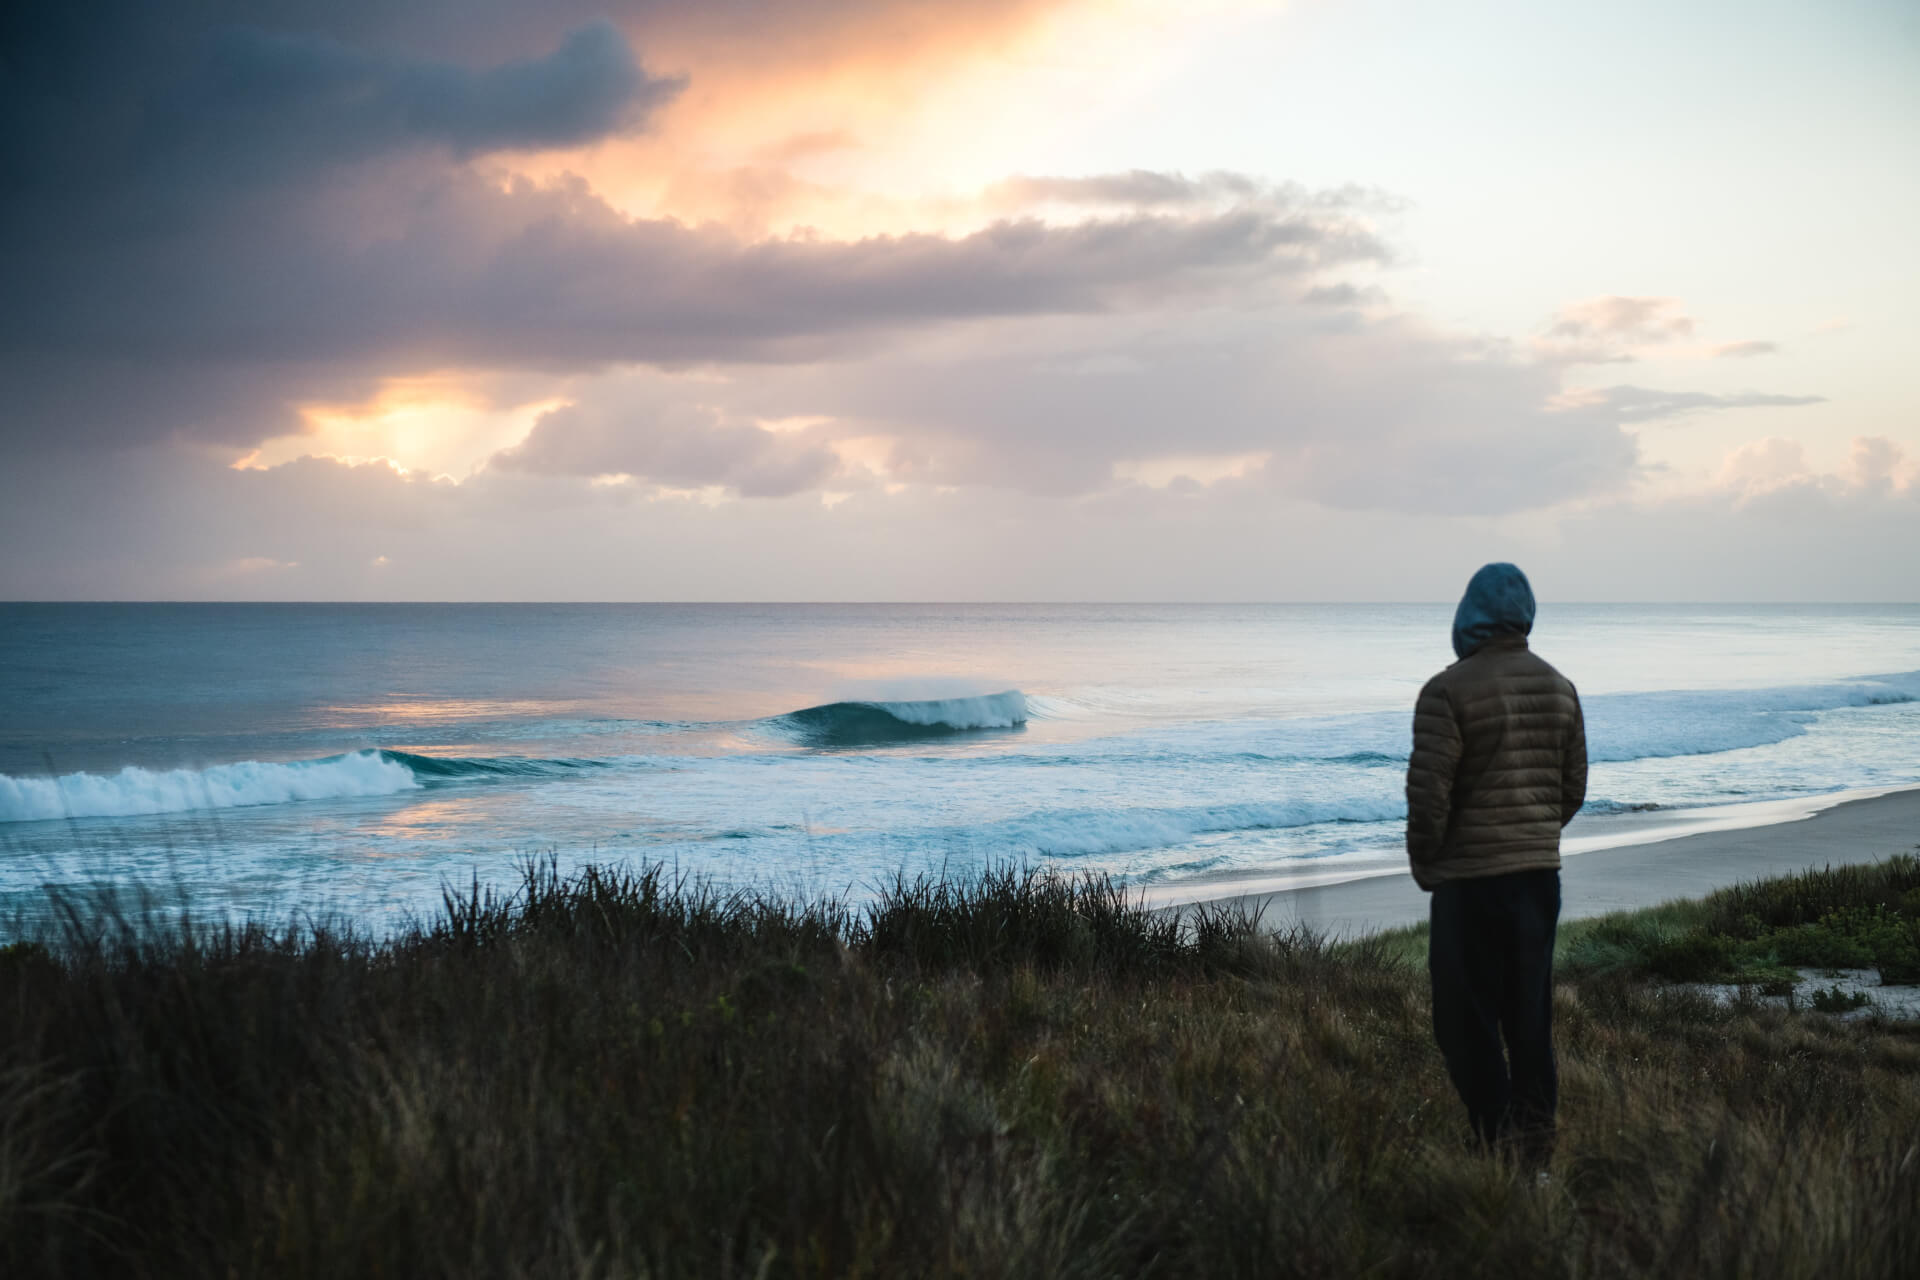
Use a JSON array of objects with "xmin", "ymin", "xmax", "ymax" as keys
[{"xmin": 3, "ymin": 603, "xmax": 1918, "ymax": 928}]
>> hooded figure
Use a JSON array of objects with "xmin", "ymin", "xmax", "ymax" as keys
[
  {"xmin": 1450, "ymin": 561, "xmax": 1536, "ymax": 660},
  {"xmin": 1407, "ymin": 564, "xmax": 1586, "ymax": 1170}
]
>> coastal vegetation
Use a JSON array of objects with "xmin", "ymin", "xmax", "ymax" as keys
[
  {"xmin": 3, "ymin": 857, "xmax": 1918, "ymax": 1277},
  {"xmin": 1555, "ymin": 854, "xmax": 1919, "ymax": 989}
]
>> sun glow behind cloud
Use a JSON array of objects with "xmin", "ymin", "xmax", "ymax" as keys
[{"xmin": 234, "ymin": 378, "xmax": 569, "ymax": 479}]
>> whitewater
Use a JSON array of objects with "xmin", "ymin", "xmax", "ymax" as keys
[{"xmin": 3, "ymin": 603, "xmax": 1918, "ymax": 926}]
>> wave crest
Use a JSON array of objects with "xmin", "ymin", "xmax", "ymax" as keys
[
  {"xmin": 0, "ymin": 750, "xmax": 420, "ymax": 823},
  {"xmin": 774, "ymin": 691, "xmax": 1027, "ymax": 746},
  {"xmin": 1584, "ymin": 670, "xmax": 1920, "ymax": 762},
  {"xmin": 381, "ymin": 751, "xmax": 606, "ymax": 779},
  {"xmin": 0, "ymin": 749, "xmax": 612, "ymax": 823}
]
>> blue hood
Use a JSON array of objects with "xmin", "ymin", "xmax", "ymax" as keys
[{"xmin": 1451, "ymin": 563, "xmax": 1536, "ymax": 659}]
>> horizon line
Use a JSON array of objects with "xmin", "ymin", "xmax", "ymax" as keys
[{"xmin": 5, "ymin": 599, "xmax": 1919, "ymax": 609}]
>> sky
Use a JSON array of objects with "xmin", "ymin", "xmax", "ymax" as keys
[{"xmin": 2, "ymin": 0, "xmax": 1915, "ymax": 601}]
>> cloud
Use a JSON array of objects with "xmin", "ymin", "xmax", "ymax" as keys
[
  {"xmin": 3, "ymin": 161, "xmax": 1387, "ymax": 453},
  {"xmin": 980, "ymin": 175, "xmax": 1400, "ymax": 226},
  {"xmin": 1849, "ymin": 436, "xmax": 1914, "ymax": 496},
  {"xmin": 1714, "ymin": 434, "xmax": 1916, "ymax": 504},
  {"xmin": 3, "ymin": 0, "xmax": 1895, "ymax": 595},
  {"xmin": 6, "ymin": 442, "xmax": 1916, "ymax": 603},
  {"xmin": 493, "ymin": 401, "xmax": 840, "ymax": 498},
  {"xmin": 1540, "ymin": 295, "xmax": 1696, "ymax": 364},
  {"xmin": 1301, "ymin": 282, "xmax": 1388, "ymax": 307},
  {"xmin": 1710, "ymin": 340, "xmax": 1780, "ymax": 359},
  {"xmin": 1549, "ymin": 295, "xmax": 1695, "ymax": 344},
  {"xmin": 474, "ymin": 307, "xmax": 1821, "ymax": 517},
  {"xmin": 986, "ymin": 171, "xmax": 1283, "ymax": 210},
  {"xmin": 5, "ymin": 1, "xmax": 1188, "ymax": 455},
  {"xmin": 3, "ymin": 11, "xmax": 680, "ymax": 196},
  {"xmin": 752, "ymin": 130, "xmax": 862, "ymax": 164},
  {"xmin": 1717, "ymin": 436, "xmax": 1810, "ymax": 495},
  {"xmin": 1556, "ymin": 385, "xmax": 1824, "ymax": 424},
  {"xmin": 585, "ymin": 306, "xmax": 1644, "ymax": 515},
  {"xmin": 156, "ymin": 22, "xmax": 682, "ymax": 176}
]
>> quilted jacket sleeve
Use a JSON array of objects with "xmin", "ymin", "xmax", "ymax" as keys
[
  {"xmin": 1405, "ymin": 681, "xmax": 1462, "ymax": 883},
  {"xmin": 1560, "ymin": 688, "xmax": 1588, "ymax": 826}
]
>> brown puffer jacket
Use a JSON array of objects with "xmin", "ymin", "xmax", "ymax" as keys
[{"xmin": 1405, "ymin": 636, "xmax": 1587, "ymax": 890}]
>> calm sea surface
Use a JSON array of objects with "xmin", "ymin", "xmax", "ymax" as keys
[{"xmin": 4, "ymin": 603, "xmax": 1918, "ymax": 927}]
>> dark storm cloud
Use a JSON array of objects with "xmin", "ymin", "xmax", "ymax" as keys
[
  {"xmin": 3, "ymin": 164, "xmax": 1383, "ymax": 450},
  {"xmin": 153, "ymin": 21, "xmax": 678, "ymax": 175},
  {"xmin": 0, "ymin": 0, "xmax": 1381, "ymax": 453},
  {"xmin": 0, "ymin": 7, "xmax": 678, "ymax": 193},
  {"xmin": 0, "ymin": 160, "xmax": 1382, "ymax": 452},
  {"xmin": 15, "ymin": 172, "xmax": 1364, "ymax": 360}
]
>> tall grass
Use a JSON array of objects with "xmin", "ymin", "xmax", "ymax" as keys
[
  {"xmin": 1555, "ymin": 854, "xmax": 1920, "ymax": 982},
  {"xmin": 3, "ymin": 859, "xmax": 1918, "ymax": 1277}
]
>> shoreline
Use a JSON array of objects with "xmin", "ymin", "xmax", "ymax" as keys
[{"xmin": 1177, "ymin": 784, "xmax": 1920, "ymax": 938}]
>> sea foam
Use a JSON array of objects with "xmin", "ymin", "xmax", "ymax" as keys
[
  {"xmin": 0, "ymin": 750, "xmax": 420, "ymax": 823},
  {"xmin": 946, "ymin": 796, "xmax": 1406, "ymax": 860}
]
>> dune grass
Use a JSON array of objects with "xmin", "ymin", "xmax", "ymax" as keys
[
  {"xmin": 3, "ymin": 858, "xmax": 1919, "ymax": 1277},
  {"xmin": 1365, "ymin": 854, "xmax": 1920, "ymax": 990}
]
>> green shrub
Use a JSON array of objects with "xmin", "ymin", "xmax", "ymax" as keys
[
  {"xmin": 1758, "ymin": 906, "xmax": 1920, "ymax": 976},
  {"xmin": 1768, "ymin": 920, "xmax": 1877, "ymax": 970},
  {"xmin": 1808, "ymin": 985, "xmax": 1871, "ymax": 1013},
  {"xmin": 1644, "ymin": 930, "xmax": 1739, "ymax": 982},
  {"xmin": 1700, "ymin": 855, "xmax": 1920, "ymax": 934},
  {"xmin": 1879, "ymin": 949, "xmax": 1920, "ymax": 986}
]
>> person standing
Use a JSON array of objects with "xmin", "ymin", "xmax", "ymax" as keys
[{"xmin": 1406, "ymin": 563, "xmax": 1587, "ymax": 1169}]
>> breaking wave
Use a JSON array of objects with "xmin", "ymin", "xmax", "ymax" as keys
[
  {"xmin": 773, "ymin": 691, "xmax": 1028, "ymax": 746},
  {"xmin": 0, "ymin": 749, "xmax": 607, "ymax": 823},
  {"xmin": 1583, "ymin": 670, "xmax": 1920, "ymax": 762},
  {"xmin": 379, "ymin": 751, "xmax": 607, "ymax": 779},
  {"xmin": 1134, "ymin": 670, "xmax": 1920, "ymax": 769}
]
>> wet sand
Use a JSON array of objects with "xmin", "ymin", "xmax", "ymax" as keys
[{"xmin": 1198, "ymin": 787, "xmax": 1920, "ymax": 939}]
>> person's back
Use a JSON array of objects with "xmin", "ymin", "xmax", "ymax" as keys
[
  {"xmin": 1406, "ymin": 563, "xmax": 1586, "ymax": 1171},
  {"xmin": 1407, "ymin": 634, "xmax": 1585, "ymax": 888}
]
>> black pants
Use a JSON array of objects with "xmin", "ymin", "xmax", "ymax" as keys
[{"xmin": 1428, "ymin": 867, "xmax": 1560, "ymax": 1165}]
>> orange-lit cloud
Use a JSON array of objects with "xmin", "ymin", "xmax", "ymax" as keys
[
  {"xmin": 502, "ymin": 0, "xmax": 1280, "ymax": 239},
  {"xmin": 237, "ymin": 374, "xmax": 570, "ymax": 478}
]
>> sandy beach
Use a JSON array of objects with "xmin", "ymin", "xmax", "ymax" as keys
[{"xmin": 1195, "ymin": 786, "xmax": 1920, "ymax": 938}]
